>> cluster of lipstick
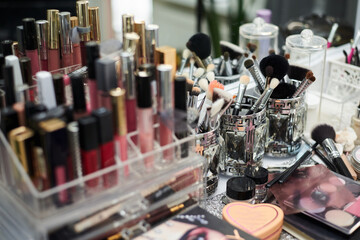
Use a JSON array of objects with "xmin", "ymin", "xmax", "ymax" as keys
[
  {"xmin": 1, "ymin": 0, "xmax": 99, "ymax": 79},
  {"xmin": 0, "ymin": 12, "xmax": 190, "ymax": 195}
]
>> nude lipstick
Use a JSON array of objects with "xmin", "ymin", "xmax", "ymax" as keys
[
  {"xmin": 70, "ymin": 16, "xmax": 82, "ymax": 66},
  {"xmin": 47, "ymin": 9, "xmax": 61, "ymax": 71},
  {"xmin": 110, "ymin": 88, "xmax": 128, "ymax": 175},
  {"xmin": 78, "ymin": 116, "xmax": 100, "ymax": 188},
  {"xmin": 76, "ymin": 1, "xmax": 91, "ymax": 66},
  {"xmin": 136, "ymin": 71, "xmax": 154, "ymax": 169},
  {"xmin": 59, "ymin": 12, "xmax": 73, "ymax": 68},
  {"xmin": 95, "ymin": 58, "xmax": 118, "ymax": 110},
  {"xmin": 120, "ymin": 52, "xmax": 137, "ymax": 135},
  {"xmin": 85, "ymin": 42, "xmax": 100, "ymax": 111},
  {"xmin": 92, "ymin": 108, "xmax": 116, "ymax": 187},
  {"xmin": 35, "ymin": 20, "xmax": 48, "ymax": 71},
  {"xmin": 22, "ymin": 18, "xmax": 40, "ymax": 75}
]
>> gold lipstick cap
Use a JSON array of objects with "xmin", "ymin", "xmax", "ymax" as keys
[
  {"xmin": 76, "ymin": 1, "xmax": 90, "ymax": 41},
  {"xmin": 124, "ymin": 32, "xmax": 140, "ymax": 53},
  {"xmin": 110, "ymin": 88, "xmax": 127, "ymax": 136},
  {"xmin": 70, "ymin": 16, "xmax": 79, "ymax": 28},
  {"xmin": 47, "ymin": 9, "xmax": 59, "ymax": 49},
  {"xmin": 89, "ymin": 7, "xmax": 101, "ymax": 43},
  {"xmin": 134, "ymin": 21, "xmax": 147, "ymax": 64},
  {"xmin": 122, "ymin": 14, "xmax": 134, "ymax": 38}
]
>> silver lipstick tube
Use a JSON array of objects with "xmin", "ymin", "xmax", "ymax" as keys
[
  {"xmin": 145, "ymin": 24, "xmax": 159, "ymax": 64},
  {"xmin": 36, "ymin": 20, "xmax": 48, "ymax": 60},
  {"xmin": 59, "ymin": 12, "xmax": 73, "ymax": 55},
  {"xmin": 120, "ymin": 52, "xmax": 136, "ymax": 100},
  {"xmin": 157, "ymin": 64, "xmax": 173, "ymax": 113}
]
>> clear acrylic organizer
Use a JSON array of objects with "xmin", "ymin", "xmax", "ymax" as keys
[{"xmin": 0, "ymin": 125, "xmax": 205, "ymax": 240}]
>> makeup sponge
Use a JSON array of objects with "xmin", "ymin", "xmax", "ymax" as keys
[
  {"xmin": 186, "ymin": 33, "xmax": 211, "ymax": 59},
  {"xmin": 260, "ymin": 55, "xmax": 289, "ymax": 80}
]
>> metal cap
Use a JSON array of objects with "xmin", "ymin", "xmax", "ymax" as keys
[
  {"xmin": 123, "ymin": 32, "xmax": 140, "ymax": 53},
  {"xmin": 145, "ymin": 24, "xmax": 159, "ymax": 64},
  {"xmin": 122, "ymin": 14, "xmax": 134, "ymax": 39},
  {"xmin": 70, "ymin": 16, "xmax": 78, "ymax": 28},
  {"xmin": 89, "ymin": 7, "xmax": 101, "ymax": 42},
  {"xmin": 59, "ymin": 12, "xmax": 72, "ymax": 54},
  {"xmin": 120, "ymin": 51, "xmax": 136, "ymax": 99},
  {"xmin": 157, "ymin": 64, "xmax": 173, "ymax": 112},
  {"xmin": 76, "ymin": 1, "xmax": 90, "ymax": 41},
  {"xmin": 22, "ymin": 18, "xmax": 38, "ymax": 50},
  {"xmin": 134, "ymin": 21, "xmax": 146, "ymax": 62},
  {"xmin": 47, "ymin": 9, "xmax": 59, "ymax": 49},
  {"xmin": 95, "ymin": 58, "xmax": 118, "ymax": 92},
  {"xmin": 110, "ymin": 88, "xmax": 127, "ymax": 136},
  {"xmin": 36, "ymin": 20, "xmax": 48, "ymax": 60}
]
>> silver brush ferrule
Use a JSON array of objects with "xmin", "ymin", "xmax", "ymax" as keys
[
  {"xmin": 233, "ymin": 84, "xmax": 247, "ymax": 111},
  {"xmin": 247, "ymin": 64, "xmax": 265, "ymax": 93},
  {"xmin": 322, "ymin": 138, "xmax": 341, "ymax": 160},
  {"xmin": 202, "ymin": 56, "xmax": 213, "ymax": 67},
  {"xmin": 259, "ymin": 88, "xmax": 275, "ymax": 110}
]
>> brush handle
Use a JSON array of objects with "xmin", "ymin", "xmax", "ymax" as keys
[
  {"xmin": 177, "ymin": 58, "xmax": 187, "ymax": 75},
  {"xmin": 232, "ymin": 84, "xmax": 247, "ymax": 115},
  {"xmin": 333, "ymin": 157, "xmax": 353, "ymax": 179},
  {"xmin": 278, "ymin": 149, "xmax": 313, "ymax": 184},
  {"xmin": 258, "ymin": 88, "xmax": 275, "ymax": 110},
  {"xmin": 247, "ymin": 64, "xmax": 265, "ymax": 93},
  {"xmin": 266, "ymin": 172, "xmax": 284, "ymax": 188},
  {"xmin": 292, "ymin": 79, "xmax": 308, "ymax": 98},
  {"xmin": 348, "ymin": 48, "xmax": 355, "ymax": 64}
]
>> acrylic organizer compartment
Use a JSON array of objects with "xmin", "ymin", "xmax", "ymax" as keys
[
  {"xmin": 317, "ymin": 56, "xmax": 360, "ymax": 130},
  {"xmin": 220, "ymin": 95, "xmax": 268, "ymax": 176},
  {"xmin": 265, "ymin": 94, "xmax": 307, "ymax": 157},
  {"xmin": 0, "ymin": 126, "xmax": 205, "ymax": 240}
]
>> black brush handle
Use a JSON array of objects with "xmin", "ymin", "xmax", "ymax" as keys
[
  {"xmin": 313, "ymin": 148, "xmax": 338, "ymax": 172},
  {"xmin": 265, "ymin": 172, "xmax": 284, "ymax": 188},
  {"xmin": 278, "ymin": 150, "xmax": 313, "ymax": 184},
  {"xmin": 333, "ymin": 157, "xmax": 353, "ymax": 179}
]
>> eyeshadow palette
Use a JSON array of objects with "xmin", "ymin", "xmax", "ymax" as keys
[{"xmin": 301, "ymin": 172, "xmax": 360, "ymax": 235}]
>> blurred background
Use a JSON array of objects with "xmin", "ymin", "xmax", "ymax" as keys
[{"xmin": 0, "ymin": 0, "xmax": 358, "ymax": 55}]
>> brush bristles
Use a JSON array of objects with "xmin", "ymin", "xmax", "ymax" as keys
[
  {"xmin": 186, "ymin": 78, "xmax": 195, "ymax": 91},
  {"xmin": 207, "ymin": 80, "xmax": 224, "ymax": 101},
  {"xmin": 182, "ymin": 49, "xmax": 191, "ymax": 59},
  {"xmin": 265, "ymin": 66, "xmax": 273, "ymax": 77},
  {"xmin": 305, "ymin": 71, "xmax": 313, "ymax": 80},
  {"xmin": 199, "ymin": 78, "xmax": 209, "ymax": 92},
  {"xmin": 190, "ymin": 58, "xmax": 195, "ymax": 64},
  {"xmin": 191, "ymin": 87, "xmax": 201, "ymax": 96},
  {"xmin": 206, "ymin": 63, "xmax": 215, "ymax": 72},
  {"xmin": 194, "ymin": 68, "xmax": 205, "ymax": 78},
  {"xmin": 269, "ymin": 78, "xmax": 280, "ymax": 89},
  {"xmin": 224, "ymin": 52, "xmax": 230, "ymax": 60},
  {"xmin": 213, "ymin": 88, "xmax": 233, "ymax": 102},
  {"xmin": 309, "ymin": 76, "xmax": 316, "ymax": 82},
  {"xmin": 311, "ymin": 124, "xmax": 336, "ymax": 143},
  {"xmin": 206, "ymin": 72, "xmax": 215, "ymax": 82},
  {"xmin": 211, "ymin": 99, "xmax": 225, "ymax": 117},
  {"xmin": 244, "ymin": 59, "xmax": 254, "ymax": 69},
  {"xmin": 239, "ymin": 75, "xmax": 250, "ymax": 85}
]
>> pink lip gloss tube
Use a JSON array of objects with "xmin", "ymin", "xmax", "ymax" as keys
[
  {"xmin": 47, "ymin": 10, "xmax": 61, "ymax": 71},
  {"xmin": 59, "ymin": 12, "xmax": 74, "ymax": 68},
  {"xmin": 136, "ymin": 71, "xmax": 154, "ymax": 169},
  {"xmin": 110, "ymin": 88, "xmax": 129, "ymax": 176},
  {"xmin": 22, "ymin": 18, "xmax": 40, "ymax": 75},
  {"xmin": 120, "ymin": 52, "xmax": 137, "ymax": 135},
  {"xmin": 85, "ymin": 42, "xmax": 100, "ymax": 111},
  {"xmin": 77, "ymin": 1, "xmax": 91, "ymax": 66},
  {"xmin": 156, "ymin": 64, "xmax": 174, "ymax": 162},
  {"xmin": 70, "ymin": 16, "xmax": 82, "ymax": 66},
  {"xmin": 35, "ymin": 20, "xmax": 48, "ymax": 71},
  {"xmin": 95, "ymin": 58, "xmax": 118, "ymax": 111}
]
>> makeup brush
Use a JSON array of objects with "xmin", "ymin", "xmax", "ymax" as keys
[
  {"xmin": 264, "ymin": 65, "xmax": 274, "ymax": 88},
  {"xmin": 292, "ymin": 74, "xmax": 315, "ymax": 98},
  {"xmin": 198, "ymin": 107, "xmax": 211, "ymax": 133},
  {"xmin": 177, "ymin": 49, "xmax": 192, "ymax": 75},
  {"xmin": 271, "ymin": 82, "xmax": 297, "ymax": 99},
  {"xmin": 244, "ymin": 59, "xmax": 265, "ymax": 93},
  {"xmin": 189, "ymin": 57, "xmax": 195, "ymax": 79},
  {"xmin": 291, "ymin": 70, "xmax": 313, "ymax": 96},
  {"xmin": 284, "ymin": 53, "xmax": 290, "ymax": 60},
  {"xmin": 327, "ymin": 23, "xmax": 339, "ymax": 48},
  {"xmin": 219, "ymin": 52, "xmax": 232, "ymax": 76},
  {"xmin": 198, "ymin": 78, "xmax": 208, "ymax": 92},
  {"xmin": 311, "ymin": 124, "xmax": 353, "ymax": 178},
  {"xmin": 209, "ymin": 98, "xmax": 225, "ymax": 129},
  {"xmin": 186, "ymin": 33, "xmax": 212, "ymax": 67},
  {"xmin": 193, "ymin": 68, "xmax": 205, "ymax": 86},
  {"xmin": 260, "ymin": 55, "xmax": 289, "ymax": 81},
  {"xmin": 219, "ymin": 40, "xmax": 243, "ymax": 59},
  {"xmin": 198, "ymin": 80, "xmax": 222, "ymax": 125},
  {"xmin": 206, "ymin": 63, "xmax": 215, "ymax": 72},
  {"xmin": 269, "ymin": 49, "xmax": 275, "ymax": 55},
  {"xmin": 348, "ymin": 30, "xmax": 360, "ymax": 64},
  {"xmin": 232, "ymin": 76, "xmax": 250, "ymax": 115},
  {"xmin": 212, "ymin": 88, "xmax": 234, "ymax": 121},
  {"xmin": 247, "ymin": 78, "xmax": 279, "ymax": 114},
  {"xmin": 287, "ymin": 66, "xmax": 310, "ymax": 81},
  {"xmin": 206, "ymin": 71, "xmax": 215, "ymax": 82}
]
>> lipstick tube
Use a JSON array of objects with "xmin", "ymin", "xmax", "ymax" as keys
[
  {"xmin": 47, "ymin": 10, "xmax": 61, "ymax": 71},
  {"xmin": 67, "ymin": 122, "xmax": 82, "ymax": 182},
  {"xmin": 22, "ymin": 18, "xmax": 40, "ymax": 75},
  {"xmin": 0, "ymin": 107, "xmax": 19, "ymax": 139},
  {"xmin": 59, "ymin": 12, "xmax": 73, "ymax": 68},
  {"xmin": 122, "ymin": 14, "xmax": 134, "ymax": 45},
  {"xmin": 89, "ymin": 7, "xmax": 101, "ymax": 43},
  {"xmin": 78, "ymin": 116, "xmax": 100, "ymax": 188},
  {"xmin": 3, "ymin": 66, "xmax": 17, "ymax": 107},
  {"xmin": 95, "ymin": 58, "xmax": 118, "ymax": 110},
  {"xmin": 52, "ymin": 74, "xmax": 66, "ymax": 105},
  {"xmin": 157, "ymin": 64, "xmax": 174, "ymax": 161},
  {"xmin": 120, "ymin": 52, "xmax": 137, "ymax": 135},
  {"xmin": 35, "ymin": 20, "xmax": 48, "ymax": 71},
  {"xmin": 70, "ymin": 73, "xmax": 87, "ymax": 120},
  {"xmin": 76, "ymin": 1, "xmax": 91, "ymax": 66},
  {"xmin": 5, "ymin": 55, "xmax": 23, "ymax": 102},
  {"xmin": 85, "ymin": 42, "xmax": 100, "ymax": 111},
  {"xmin": 8, "ymin": 126, "xmax": 35, "ymax": 179},
  {"xmin": 16, "ymin": 26, "xmax": 25, "ymax": 57},
  {"xmin": 145, "ymin": 24, "xmax": 159, "ymax": 64},
  {"xmin": 92, "ymin": 108, "xmax": 116, "ymax": 187},
  {"xmin": 38, "ymin": 118, "xmax": 69, "ymax": 204},
  {"xmin": 134, "ymin": 21, "xmax": 147, "ymax": 65},
  {"xmin": 136, "ymin": 71, "xmax": 154, "ymax": 169},
  {"xmin": 110, "ymin": 88, "xmax": 128, "ymax": 176},
  {"xmin": 1, "ymin": 40, "xmax": 13, "ymax": 57},
  {"xmin": 36, "ymin": 71, "xmax": 57, "ymax": 110},
  {"xmin": 123, "ymin": 32, "xmax": 140, "ymax": 69},
  {"xmin": 70, "ymin": 16, "xmax": 82, "ymax": 66},
  {"xmin": 19, "ymin": 57, "xmax": 35, "ymax": 101}
]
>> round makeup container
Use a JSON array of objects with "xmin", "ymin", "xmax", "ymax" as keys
[
  {"xmin": 226, "ymin": 177, "xmax": 256, "ymax": 203},
  {"xmin": 245, "ymin": 166, "xmax": 268, "ymax": 202},
  {"xmin": 351, "ymin": 146, "xmax": 360, "ymax": 179},
  {"xmin": 239, "ymin": 17, "xmax": 279, "ymax": 61}
]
